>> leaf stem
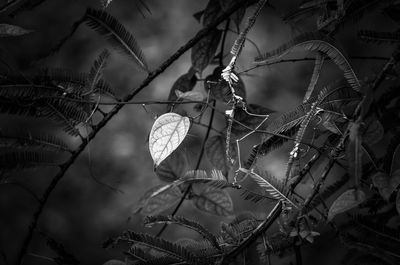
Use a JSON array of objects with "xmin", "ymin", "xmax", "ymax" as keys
[{"xmin": 14, "ymin": 1, "xmax": 257, "ymax": 263}]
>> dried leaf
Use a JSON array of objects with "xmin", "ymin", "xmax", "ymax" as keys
[
  {"xmin": 191, "ymin": 186, "xmax": 233, "ymax": 216},
  {"xmin": 0, "ymin": 24, "xmax": 33, "ymax": 37},
  {"xmin": 363, "ymin": 118, "xmax": 384, "ymax": 145},
  {"xmin": 155, "ymin": 149, "xmax": 188, "ymax": 182},
  {"xmin": 175, "ymin": 90, "xmax": 205, "ymax": 102},
  {"xmin": 191, "ymin": 29, "xmax": 222, "ymax": 74},
  {"xmin": 149, "ymin": 113, "xmax": 190, "ymax": 167},
  {"xmin": 204, "ymin": 66, "xmax": 246, "ymax": 102},
  {"xmin": 328, "ymin": 189, "xmax": 366, "ymax": 221},
  {"xmin": 134, "ymin": 185, "xmax": 182, "ymax": 216},
  {"xmin": 205, "ymin": 135, "xmax": 236, "ymax": 176}
]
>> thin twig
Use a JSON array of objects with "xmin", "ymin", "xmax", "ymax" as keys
[
  {"xmin": 155, "ymin": 100, "xmax": 216, "ymax": 237},
  {"xmin": 14, "ymin": 1, "xmax": 257, "ymax": 264}
]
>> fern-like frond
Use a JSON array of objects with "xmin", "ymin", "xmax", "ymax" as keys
[
  {"xmin": 248, "ymin": 170, "xmax": 297, "ymax": 207},
  {"xmin": 300, "ymin": 0, "xmax": 334, "ymax": 9},
  {"xmin": 0, "ymin": 132, "xmax": 70, "ymax": 152},
  {"xmin": 0, "ymin": 151, "xmax": 57, "ymax": 170},
  {"xmin": 240, "ymin": 188, "xmax": 277, "ymax": 203},
  {"xmin": 120, "ymin": 231, "xmax": 197, "ymax": 264},
  {"xmin": 87, "ymin": 49, "xmax": 113, "ymax": 96},
  {"xmin": 307, "ymin": 173, "xmax": 349, "ymax": 211},
  {"xmin": 358, "ymin": 30, "xmax": 400, "ymax": 44},
  {"xmin": 84, "ymin": 8, "xmax": 149, "ymax": 72},
  {"xmin": 254, "ymin": 32, "xmax": 361, "ymax": 91},
  {"xmin": 303, "ymin": 52, "xmax": 324, "ymax": 102},
  {"xmin": 256, "ymin": 232, "xmax": 294, "ymax": 261},
  {"xmin": 221, "ymin": 218, "xmax": 260, "ymax": 243},
  {"xmin": 144, "ymin": 215, "xmax": 221, "ymax": 251}
]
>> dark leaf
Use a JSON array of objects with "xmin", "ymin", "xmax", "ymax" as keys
[
  {"xmin": 328, "ymin": 189, "xmax": 366, "ymax": 221},
  {"xmin": 205, "ymin": 135, "xmax": 235, "ymax": 176},
  {"xmin": 155, "ymin": 149, "xmax": 189, "ymax": 182},
  {"xmin": 191, "ymin": 30, "xmax": 222, "ymax": 74},
  {"xmin": 191, "ymin": 186, "xmax": 233, "ymax": 216},
  {"xmin": 0, "ymin": 23, "xmax": 33, "ymax": 37}
]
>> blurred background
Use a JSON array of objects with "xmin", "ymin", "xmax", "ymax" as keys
[{"xmin": 0, "ymin": 0, "xmax": 395, "ymax": 264}]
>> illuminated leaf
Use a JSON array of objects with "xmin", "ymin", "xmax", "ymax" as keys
[
  {"xmin": 155, "ymin": 149, "xmax": 189, "ymax": 182},
  {"xmin": 328, "ymin": 189, "xmax": 366, "ymax": 221},
  {"xmin": 191, "ymin": 29, "xmax": 222, "ymax": 73},
  {"xmin": 191, "ymin": 186, "xmax": 233, "ymax": 216},
  {"xmin": 134, "ymin": 185, "xmax": 182, "ymax": 216},
  {"xmin": 149, "ymin": 113, "xmax": 190, "ymax": 167},
  {"xmin": 0, "ymin": 24, "xmax": 33, "ymax": 37}
]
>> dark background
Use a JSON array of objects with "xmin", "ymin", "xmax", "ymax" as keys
[{"xmin": 0, "ymin": 0, "xmax": 395, "ymax": 264}]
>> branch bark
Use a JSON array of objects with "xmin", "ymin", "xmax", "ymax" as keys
[{"xmin": 14, "ymin": 1, "xmax": 257, "ymax": 264}]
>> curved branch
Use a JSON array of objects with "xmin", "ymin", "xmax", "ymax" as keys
[{"xmin": 14, "ymin": 1, "xmax": 258, "ymax": 264}]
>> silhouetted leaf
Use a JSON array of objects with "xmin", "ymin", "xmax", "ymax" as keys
[
  {"xmin": 391, "ymin": 144, "xmax": 400, "ymax": 176},
  {"xmin": 205, "ymin": 135, "xmax": 235, "ymax": 176},
  {"xmin": 328, "ymin": 189, "xmax": 366, "ymax": 221},
  {"xmin": 191, "ymin": 29, "xmax": 222, "ymax": 74},
  {"xmin": 191, "ymin": 186, "xmax": 233, "ymax": 216},
  {"xmin": 155, "ymin": 149, "xmax": 189, "ymax": 182},
  {"xmin": 363, "ymin": 118, "xmax": 384, "ymax": 145},
  {"xmin": 149, "ymin": 113, "xmax": 190, "ymax": 167},
  {"xmin": 202, "ymin": 0, "xmax": 222, "ymax": 26},
  {"xmin": 167, "ymin": 68, "xmax": 197, "ymax": 103},
  {"xmin": 134, "ymin": 185, "xmax": 182, "ymax": 216},
  {"xmin": 371, "ymin": 172, "xmax": 392, "ymax": 201},
  {"xmin": 219, "ymin": 0, "xmax": 246, "ymax": 31},
  {"xmin": 0, "ymin": 24, "xmax": 33, "ymax": 37}
]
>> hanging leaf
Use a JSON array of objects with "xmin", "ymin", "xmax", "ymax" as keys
[
  {"xmin": 133, "ymin": 185, "xmax": 182, "ymax": 216},
  {"xmin": 362, "ymin": 118, "xmax": 384, "ymax": 145},
  {"xmin": 396, "ymin": 190, "xmax": 400, "ymax": 216},
  {"xmin": 204, "ymin": 66, "xmax": 246, "ymax": 102},
  {"xmin": 191, "ymin": 186, "xmax": 233, "ymax": 216},
  {"xmin": 155, "ymin": 149, "xmax": 189, "ymax": 182},
  {"xmin": 0, "ymin": 24, "xmax": 33, "ymax": 37},
  {"xmin": 205, "ymin": 135, "xmax": 236, "ymax": 176},
  {"xmin": 149, "ymin": 113, "xmax": 190, "ymax": 167},
  {"xmin": 84, "ymin": 8, "xmax": 149, "ymax": 72},
  {"xmin": 328, "ymin": 189, "xmax": 366, "ymax": 221},
  {"xmin": 167, "ymin": 68, "xmax": 197, "ymax": 103},
  {"xmin": 390, "ymin": 144, "xmax": 400, "ymax": 176},
  {"xmin": 202, "ymin": 0, "xmax": 222, "ymax": 26},
  {"xmin": 219, "ymin": 0, "xmax": 247, "ymax": 31},
  {"xmin": 191, "ymin": 29, "xmax": 222, "ymax": 74},
  {"xmin": 391, "ymin": 169, "xmax": 400, "ymax": 191},
  {"xmin": 175, "ymin": 90, "xmax": 205, "ymax": 102},
  {"xmin": 371, "ymin": 172, "xmax": 392, "ymax": 201}
]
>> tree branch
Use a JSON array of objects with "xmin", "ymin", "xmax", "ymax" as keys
[{"xmin": 14, "ymin": 1, "xmax": 257, "ymax": 264}]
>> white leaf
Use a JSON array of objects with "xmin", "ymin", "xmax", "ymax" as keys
[
  {"xmin": 0, "ymin": 24, "xmax": 33, "ymax": 37},
  {"xmin": 149, "ymin": 113, "xmax": 190, "ymax": 167},
  {"xmin": 328, "ymin": 189, "xmax": 365, "ymax": 221}
]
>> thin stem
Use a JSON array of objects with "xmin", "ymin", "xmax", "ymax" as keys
[
  {"xmin": 239, "ymin": 56, "xmax": 390, "ymax": 75},
  {"xmin": 220, "ymin": 19, "xmax": 231, "ymax": 66},
  {"xmin": 14, "ymin": 1, "xmax": 256, "ymax": 264},
  {"xmin": 155, "ymin": 100, "xmax": 216, "ymax": 237}
]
